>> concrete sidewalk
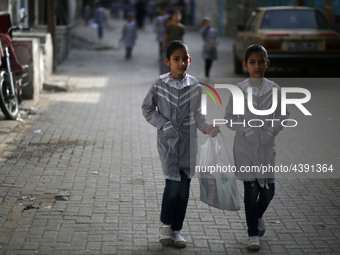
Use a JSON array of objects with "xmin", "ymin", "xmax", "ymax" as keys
[{"xmin": 0, "ymin": 16, "xmax": 339, "ymax": 255}]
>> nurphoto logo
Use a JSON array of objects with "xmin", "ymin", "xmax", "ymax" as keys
[{"xmin": 200, "ymin": 84, "xmax": 312, "ymax": 127}]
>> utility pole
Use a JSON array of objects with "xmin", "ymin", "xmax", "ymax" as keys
[{"xmin": 47, "ymin": 0, "xmax": 57, "ymax": 72}]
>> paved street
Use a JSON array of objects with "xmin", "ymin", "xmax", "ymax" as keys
[{"xmin": 0, "ymin": 17, "xmax": 340, "ymax": 255}]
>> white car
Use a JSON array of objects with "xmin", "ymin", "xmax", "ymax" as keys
[{"xmin": 233, "ymin": 6, "xmax": 340, "ymax": 74}]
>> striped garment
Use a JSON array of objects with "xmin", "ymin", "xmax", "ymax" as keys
[
  {"xmin": 142, "ymin": 73, "xmax": 208, "ymax": 181},
  {"xmin": 224, "ymin": 78, "xmax": 289, "ymax": 188}
]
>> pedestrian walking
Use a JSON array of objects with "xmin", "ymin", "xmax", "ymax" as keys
[
  {"xmin": 199, "ymin": 17, "xmax": 219, "ymax": 78},
  {"xmin": 122, "ymin": 0, "xmax": 134, "ymax": 18},
  {"xmin": 141, "ymin": 40, "xmax": 219, "ymax": 248},
  {"xmin": 111, "ymin": 0, "xmax": 122, "ymax": 18},
  {"xmin": 161, "ymin": 10, "xmax": 185, "ymax": 52},
  {"xmin": 153, "ymin": 7, "xmax": 169, "ymax": 58},
  {"xmin": 159, "ymin": 10, "xmax": 185, "ymax": 74},
  {"xmin": 224, "ymin": 44, "xmax": 289, "ymax": 251},
  {"xmin": 120, "ymin": 12, "xmax": 138, "ymax": 59},
  {"xmin": 135, "ymin": 0, "xmax": 147, "ymax": 29},
  {"xmin": 94, "ymin": 3, "xmax": 107, "ymax": 39},
  {"xmin": 146, "ymin": 0, "xmax": 157, "ymax": 24},
  {"xmin": 83, "ymin": 4, "xmax": 92, "ymax": 26}
]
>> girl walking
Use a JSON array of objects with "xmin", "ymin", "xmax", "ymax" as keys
[
  {"xmin": 120, "ymin": 12, "xmax": 137, "ymax": 59},
  {"xmin": 142, "ymin": 40, "xmax": 219, "ymax": 248},
  {"xmin": 224, "ymin": 44, "xmax": 289, "ymax": 251},
  {"xmin": 200, "ymin": 17, "xmax": 219, "ymax": 78}
]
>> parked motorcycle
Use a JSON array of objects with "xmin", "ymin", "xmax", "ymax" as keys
[{"xmin": 0, "ymin": 10, "xmax": 29, "ymax": 120}]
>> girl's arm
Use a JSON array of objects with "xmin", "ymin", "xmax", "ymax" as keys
[{"xmin": 141, "ymin": 85, "xmax": 168, "ymax": 130}]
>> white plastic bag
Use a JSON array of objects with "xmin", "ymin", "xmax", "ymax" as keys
[{"xmin": 197, "ymin": 133, "xmax": 240, "ymax": 211}]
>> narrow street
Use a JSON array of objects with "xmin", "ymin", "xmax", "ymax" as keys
[{"xmin": 0, "ymin": 17, "xmax": 339, "ymax": 255}]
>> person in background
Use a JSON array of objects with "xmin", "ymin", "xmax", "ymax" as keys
[
  {"xmin": 94, "ymin": 2, "xmax": 107, "ymax": 39},
  {"xmin": 120, "ymin": 12, "xmax": 138, "ymax": 59},
  {"xmin": 146, "ymin": 0, "xmax": 157, "ymax": 24},
  {"xmin": 135, "ymin": 0, "xmax": 147, "ymax": 29},
  {"xmin": 111, "ymin": 0, "xmax": 122, "ymax": 19},
  {"xmin": 162, "ymin": 10, "xmax": 185, "ymax": 52},
  {"xmin": 199, "ymin": 17, "xmax": 219, "ymax": 78},
  {"xmin": 154, "ymin": 7, "xmax": 170, "ymax": 58},
  {"xmin": 83, "ymin": 4, "xmax": 92, "ymax": 26}
]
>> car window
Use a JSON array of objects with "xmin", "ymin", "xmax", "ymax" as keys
[
  {"xmin": 261, "ymin": 9, "xmax": 330, "ymax": 29},
  {"xmin": 245, "ymin": 11, "xmax": 260, "ymax": 31}
]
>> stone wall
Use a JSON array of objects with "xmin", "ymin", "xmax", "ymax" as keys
[
  {"xmin": 225, "ymin": 0, "xmax": 257, "ymax": 36},
  {"xmin": 12, "ymin": 38, "xmax": 42, "ymax": 100}
]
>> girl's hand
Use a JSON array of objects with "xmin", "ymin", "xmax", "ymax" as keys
[{"xmin": 205, "ymin": 125, "xmax": 220, "ymax": 137}]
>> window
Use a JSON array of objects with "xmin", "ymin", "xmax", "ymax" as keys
[{"xmin": 261, "ymin": 9, "xmax": 331, "ymax": 29}]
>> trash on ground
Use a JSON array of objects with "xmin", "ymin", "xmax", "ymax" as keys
[
  {"xmin": 18, "ymin": 107, "xmax": 39, "ymax": 120},
  {"xmin": 16, "ymin": 117, "xmax": 25, "ymax": 124},
  {"xmin": 28, "ymin": 107, "xmax": 39, "ymax": 114},
  {"xmin": 270, "ymin": 220, "xmax": 280, "ymax": 224},
  {"xmin": 33, "ymin": 129, "xmax": 42, "ymax": 134},
  {"xmin": 55, "ymin": 191, "xmax": 70, "ymax": 201},
  {"xmin": 22, "ymin": 204, "xmax": 39, "ymax": 211},
  {"xmin": 22, "ymin": 196, "xmax": 36, "ymax": 201}
]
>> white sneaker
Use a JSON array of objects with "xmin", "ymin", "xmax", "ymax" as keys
[
  {"xmin": 159, "ymin": 223, "xmax": 172, "ymax": 246},
  {"xmin": 258, "ymin": 217, "xmax": 266, "ymax": 237},
  {"xmin": 172, "ymin": 231, "xmax": 186, "ymax": 248},
  {"xmin": 247, "ymin": 236, "xmax": 260, "ymax": 251}
]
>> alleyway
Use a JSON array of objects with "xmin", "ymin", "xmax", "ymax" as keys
[{"xmin": 0, "ymin": 17, "xmax": 339, "ymax": 255}]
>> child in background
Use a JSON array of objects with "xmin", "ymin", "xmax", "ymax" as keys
[
  {"xmin": 224, "ymin": 44, "xmax": 289, "ymax": 251},
  {"xmin": 120, "ymin": 12, "xmax": 137, "ymax": 59},
  {"xmin": 142, "ymin": 40, "xmax": 219, "ymax": 248},
  {"xmin": 154, "ymin": 7, "xmax": 169, "ymax": 58},
  {"xmin": 200, "ymin": 17, "xmax": 219, "ymax": 78},
  {"xmin": 83, "ymin": 4, "xmax": 92, "ymax": 26},
  {"xmin": 162, "ymin": 10, "xmax": 185, "ymax": 52},
  {"xmin": 94, "ymin": 3, "xmax": 107, "ymax": 39}
]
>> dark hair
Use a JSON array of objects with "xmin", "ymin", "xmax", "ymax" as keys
[
  {"xmin": 166, "ymin": 40, "xmax": 188, "ymax": 59},
  {"xmin": 171, "ymin": 10, "xmax": 182, "ymax": 17},
  {"xmin": 244, "ymin": 44, "xmax": 268, "ymax": 62}
]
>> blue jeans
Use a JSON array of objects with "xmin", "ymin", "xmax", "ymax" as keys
[
  {"xmin": 160, "ymin": 171, "xmax": 191, "ymax": 231},
  {"xmin": 244, "ymin": 181, "xmax": 275, "ymax": 237}
]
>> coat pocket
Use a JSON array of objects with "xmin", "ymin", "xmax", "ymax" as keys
[{"xmin": 161, "ymin": 121, "xmax": 178, "ymax": 139}]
